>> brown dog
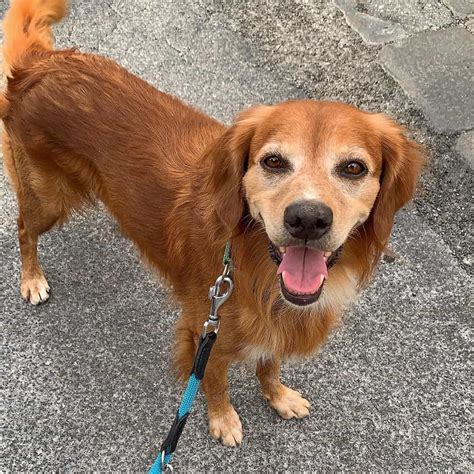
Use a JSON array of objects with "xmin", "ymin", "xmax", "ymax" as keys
[{"xmin": 1, "ymin": 0, "xmax": 423, "ymax": 446}]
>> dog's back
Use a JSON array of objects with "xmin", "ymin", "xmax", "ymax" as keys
[{"xmin": 1, "ymin": 0, "xmax": 223, "ymax": 304}]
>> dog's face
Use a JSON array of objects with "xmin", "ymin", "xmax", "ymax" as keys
[
  {"xmin": 207, "ymin": 100, "xmax": 423, "ymax": 307},
  {"xmin": 243, "ymin": 103, "xmax": 382, "ymax": 305},
  {"xmin": 244, "ymin": 134, "xmax": 381, "ymax": 252}
]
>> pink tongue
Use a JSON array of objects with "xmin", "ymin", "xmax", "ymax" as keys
[{"xmin": 277, "ymin": 246, "xmax": 327, "ymax": 295}]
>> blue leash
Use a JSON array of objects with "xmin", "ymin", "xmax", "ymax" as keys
[
  {"xmin": 149, "ymin": 244, "xmax": 233, "ymax": 473},
  {"xmin": 148, "ymin": 372, "xmax": 205, "ymax": 473}
]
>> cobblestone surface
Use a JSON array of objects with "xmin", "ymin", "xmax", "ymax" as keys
[
  {"xmin": 445, "ymin": 0, "xmax": 474, "ymax": 16},
  {"xmin": 335, "ymin": 0, "xmax": 473, "ymax": 134},
  {"xmin": 455, "ymin": 130, "xmax": 474, "ymax": 168},
  {"xmin": 380, "ymin": 27, "xmax": 473, "ymax": 133},
  {"xmin": 334, "ymin": 0, "xmax": 453, "ymax": 44}
]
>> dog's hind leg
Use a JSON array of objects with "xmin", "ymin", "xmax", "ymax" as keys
[
  {"xmin": 3, "ymin": 134, "xmax": 71, "ymax": 305},
  {"xmin": 16, "ymin": 213, "xmax": 52, "ymax": 305}
]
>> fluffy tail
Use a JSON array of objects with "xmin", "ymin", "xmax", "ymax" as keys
[{"xmin": 2, "ymin": 0, "xmax": 68, "ymax": 77}]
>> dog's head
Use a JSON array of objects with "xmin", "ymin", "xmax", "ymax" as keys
[{"xmin": 205, "ymin": 100, "xmax": 423, "ymax": 307}]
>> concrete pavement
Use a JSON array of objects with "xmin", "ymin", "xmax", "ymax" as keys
[{"xmin": 1, "ymin": 0, "xmax": 472, "ymax": 471}]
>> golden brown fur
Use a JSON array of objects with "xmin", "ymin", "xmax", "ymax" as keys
[{"xmin": 1, "ymin": 0, "xmax": 424, "ymax": 445}]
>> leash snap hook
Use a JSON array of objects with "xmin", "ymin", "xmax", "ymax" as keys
[
  {"xmin": 203, "ymin": 274, "xmax": 233, "ymax": 337},
  {"xmin": 160, "ymin": 451, "xmax": 173, "ymax": 472}
]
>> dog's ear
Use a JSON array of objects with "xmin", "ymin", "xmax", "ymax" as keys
[
  {"xmin": 203, "ymin": 105, "xmax": 271, "ymax": 238},
  {"xmin": 359, "ymin": 114, "xmax": 425, "ymax": 282}
]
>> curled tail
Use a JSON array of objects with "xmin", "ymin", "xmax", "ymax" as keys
[{"xmin": 2, "ymin": 0, "xmax": 68, "ymax": 77}]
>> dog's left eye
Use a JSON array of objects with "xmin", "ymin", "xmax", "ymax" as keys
[{"xmin": 339, "ymin": 160, "xmax": 367, "ymax": 178}]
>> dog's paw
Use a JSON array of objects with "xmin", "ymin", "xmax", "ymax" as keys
[
  {"xmin": 208, "ymin": 405, "xmax": 243, "ymax": 447},
  {"xmin": 265, "ymin": 384, "xmax": 311, "ymax": 420},
  {"xmin": 21, "ymin": 273, "xmax": 50, "ymax": 305}
]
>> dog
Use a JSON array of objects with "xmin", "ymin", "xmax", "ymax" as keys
[{"xmin": 1, "ymin": 0, "xmax": 423, "ymax": 446}]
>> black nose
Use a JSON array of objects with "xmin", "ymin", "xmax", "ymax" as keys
[{"xmin": 284, "ymin": 200, "xmax": 333, "ymax": 240}]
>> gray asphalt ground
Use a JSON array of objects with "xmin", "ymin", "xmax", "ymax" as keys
[{"xmin": 1, "ymin": 1, "xmax": 472, "ymax": 471}]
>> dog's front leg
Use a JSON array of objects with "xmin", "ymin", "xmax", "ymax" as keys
[
  {"xmin": 201, "ymin": 353, "xmax": 242, "ymax": 447},
  {"xmin": 256, "ymin": 357, "xmax": 311, "ymax": 419}
]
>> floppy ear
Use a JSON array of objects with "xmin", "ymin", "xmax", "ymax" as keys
[
  {"xmin": 202, "ymin": 105, "xmax": 271, "ymax": 239},
  {"xmin": 359, "ymin": 114, "xmax": 425, "ymax": 282}
]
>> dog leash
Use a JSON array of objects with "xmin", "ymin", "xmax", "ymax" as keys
[{"xmin": 148, "ymin": 242, "xmax": 233, "ymax": 473}]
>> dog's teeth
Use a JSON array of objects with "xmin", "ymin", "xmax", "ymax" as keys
[{"xmin": 279, "ymin": 246, "xmax": 286, "ymax": 254}]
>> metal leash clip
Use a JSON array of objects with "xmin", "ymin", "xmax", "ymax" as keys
[
  {"xmin": 160, "ymin": 451, "xmax": 173, "ymax": 472},
  {"xmin": 202, "ymin": 273, "xmax": 234, "ymax": 337}
]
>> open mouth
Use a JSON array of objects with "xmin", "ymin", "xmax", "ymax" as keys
[{"xmin": 269, "ymin": 243, "xmax": 342, "ymax": 306}]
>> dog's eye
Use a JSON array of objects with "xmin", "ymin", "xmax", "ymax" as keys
[
  {"xmin": 340, "ymin": 161, "xmax": 367, "ymax": 178},
  {"xmin": 261, "ymin": 154, "xmax": 287, "ymax": 171}
]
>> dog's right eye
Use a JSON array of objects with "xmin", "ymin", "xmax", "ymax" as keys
[{"xmin": 261, "ymin": 154, "xmax": 288, "ymax": 172}]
